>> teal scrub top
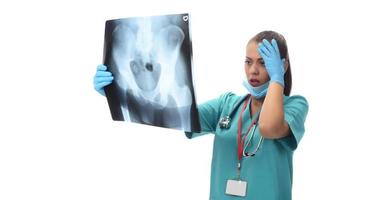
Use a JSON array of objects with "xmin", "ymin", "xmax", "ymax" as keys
[{"xmin": 186, "ymin": 92, "xmax": 309, "ymax": 200}]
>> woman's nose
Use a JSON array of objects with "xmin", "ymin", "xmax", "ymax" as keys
[{"xmin": 248, "ymin": 63, "xmax": 259, "ymax": 75}]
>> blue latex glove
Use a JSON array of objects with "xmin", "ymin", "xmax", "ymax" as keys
[
  {"xmin": 93, "ymin": 64, "xmax": 114, "ymax": 96},
  {"xmin": 258, "ymin": 39, "xmax": 285, "ymax": 87}
]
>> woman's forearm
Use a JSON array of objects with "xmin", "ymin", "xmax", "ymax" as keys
[{"xmin": 259, "ymin": 82, "xmax": 289, "ymax": 139}]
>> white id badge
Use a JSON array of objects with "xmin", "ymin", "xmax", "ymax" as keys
[{"xmin": 225, "ymin": 179, "xmax": 247, "ymax": 197}]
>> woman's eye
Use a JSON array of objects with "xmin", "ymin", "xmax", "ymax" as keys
[
  {"xmin": 245, "ymin": 60, "xmax": 251, "ymax": 65},
  {"xmin": 259, "ymin": 60, "xmax": 265, "ymax": 65}
]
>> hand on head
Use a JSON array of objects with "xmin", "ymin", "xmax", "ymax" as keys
[{"xmin": 257, "ymin": 39, "xmax": 286, "ymax": 87}]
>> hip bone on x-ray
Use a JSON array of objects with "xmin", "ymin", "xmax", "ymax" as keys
[{"xmin": 103, "ymin": 13, "xmax": 200, "ymax": 132}]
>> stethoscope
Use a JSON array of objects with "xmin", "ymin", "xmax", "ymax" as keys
[
  {"xmin": 218, "ymin": 94, "xmax": 264, "ymax": 157},
  {"xmin": 218, "ymin": 95, "xmax": 249, "ymax": 129}
]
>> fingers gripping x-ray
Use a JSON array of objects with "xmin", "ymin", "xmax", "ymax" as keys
[{"xmin": 104, "ymin": 14, "xmax": 200, "ymax": 132}]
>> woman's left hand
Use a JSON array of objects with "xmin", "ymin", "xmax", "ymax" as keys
[{"xmin": 258, "ymin": 39, "xmax": 285, "ymax": 87}]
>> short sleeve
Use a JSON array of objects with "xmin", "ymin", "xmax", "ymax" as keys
[
  {"xmin": 185, "ymin": 92, "xmax": 234, "ymax": 139},
  {"xmin": 277, "ymin": 95, "xmax": 309, "ymax": 151}
]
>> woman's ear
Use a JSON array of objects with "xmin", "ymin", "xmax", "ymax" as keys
[
  {"xmin": 284, "ymin": 59, "xmax": 289, "ymax": 72},
  {"xmin": 281, "ymin": 58, "xmax": 289, "ymax": 72}
]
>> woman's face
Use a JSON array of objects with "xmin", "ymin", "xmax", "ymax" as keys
[{"xmin": 244, "ymin": 41, "xmax": 270, "ymax": 87}]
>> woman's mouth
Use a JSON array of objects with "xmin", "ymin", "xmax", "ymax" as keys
[{"xmin": 249, "ymin": 79, "xmax": 260, "ymax": 86}]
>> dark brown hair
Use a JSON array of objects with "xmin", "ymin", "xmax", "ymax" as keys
[{"xmin": 249, "ymin": 31, "xmax": 292, "ymax": 96}]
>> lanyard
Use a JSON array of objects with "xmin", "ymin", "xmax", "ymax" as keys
[
  {"xmin": 236, "ymin": 95, "xmax": 260, "ymax": 178},
  {"xmin": 237, "ymin": 95, "xmax": 258, "ymax": 161}
]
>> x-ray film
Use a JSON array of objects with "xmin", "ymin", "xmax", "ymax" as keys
[{"xmin": 103, "ymin": 13, "xmax": 200, "ymax": 132}]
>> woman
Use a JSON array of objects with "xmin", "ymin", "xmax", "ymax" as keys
[{"xmin": 93, "ymin": 30, "xmax": 309, "ymax": 200}]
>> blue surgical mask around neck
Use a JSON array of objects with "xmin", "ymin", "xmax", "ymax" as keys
[{"xmin": 242, "ymin": 80, "xmax": 269, "ymax": 99}]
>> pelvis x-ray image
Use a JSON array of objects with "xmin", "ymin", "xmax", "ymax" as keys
[{"xmin": 103, "ymin": 13, "xmax": 200, "ymax": 132}]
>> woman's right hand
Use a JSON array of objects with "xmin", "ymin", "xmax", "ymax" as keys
[{"xmin": 93, "ymin": 64, "xmax": 114, "ymax": 96}]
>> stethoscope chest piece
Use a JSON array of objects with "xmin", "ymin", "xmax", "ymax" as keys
[{"xmin": 219, "ymin": 116, "xmax": 231, "ymax": 129}]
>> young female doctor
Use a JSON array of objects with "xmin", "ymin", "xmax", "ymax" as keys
[{"xmin": 93, "ymin": 30, "xmax": 308, "ymax": 200}]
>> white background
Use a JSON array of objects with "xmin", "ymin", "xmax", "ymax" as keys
[{"xmin": 1, "ymin": 0, "xmax": 378, "ymax": 199}]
